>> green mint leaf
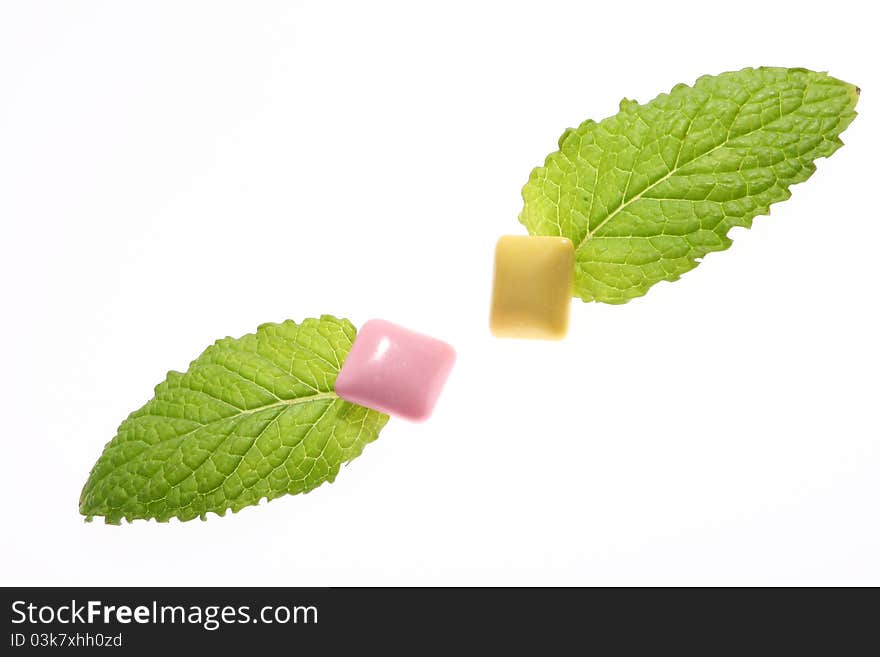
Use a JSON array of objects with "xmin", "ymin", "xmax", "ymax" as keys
[
  {"xmin": 79, "ymin": 315, "xmax": 389, "ymax": 524},
  {"xmin": 520, "ymin": 67, "xmax": 859, "ymax": 304}
]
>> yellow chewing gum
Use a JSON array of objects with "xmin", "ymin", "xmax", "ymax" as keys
[{"xmin": 490, "ymin": 235, "xmax": 574, "ymax": 340}]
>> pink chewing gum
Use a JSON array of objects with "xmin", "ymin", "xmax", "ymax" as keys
[{"xmin": 334, "ymin": 319, "xmax": 456, "ymax": 422}]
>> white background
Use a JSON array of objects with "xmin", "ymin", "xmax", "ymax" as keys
[{"xmin": 1, "ymin": 0, "xmax": 877, "ymax": 586}]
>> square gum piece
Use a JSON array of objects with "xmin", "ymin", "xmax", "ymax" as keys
[
  {"xmin": 490, "ymin": 235, "xmax": 574, "ymax": 340},
  {"xmin": 334, "ymin": 319, "xmax": 456, "ymax": 422}
]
